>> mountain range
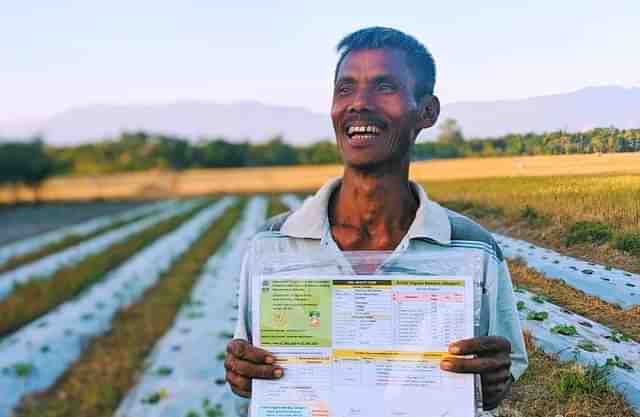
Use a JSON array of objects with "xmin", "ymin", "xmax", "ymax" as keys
[{"xmin": 1, "ymin": 86, "xmax": 638, "ymax": 145}]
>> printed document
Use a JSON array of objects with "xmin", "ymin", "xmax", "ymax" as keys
[{"xmin": 251, "ymin": 275, "xmax": 475, "ymax": 417}]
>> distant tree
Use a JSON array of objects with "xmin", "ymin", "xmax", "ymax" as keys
[
  {"xmin": 436, "ymin": 118, "xmax": 465, "ymax": 146},
  {"xmin": 0, "ymin": 138, "xmax": 54, "ymax": 203}
]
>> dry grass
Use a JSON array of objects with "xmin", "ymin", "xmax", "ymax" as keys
[
  {"xmin": 14, "ymin": 200, "xmax": 245, "ymax": 417},
  {"xmin": 499, "ymin": 331, "xmax": 637, "ymax": 417},
  {"xmin": 3, "ymin": 153, "xmax": 640, "ymax": 203},
  {"xmin": 0, "ymin": 202, "xmax": 209, "ymax": 338},
  {"xmin": 0, "ymin": 211, "xmax": 153, "ymax": 274},
  {"xmin": 509, "ymin": 260, "xmax": 640, "ymax": 342}
]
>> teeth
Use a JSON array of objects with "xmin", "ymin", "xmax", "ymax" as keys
[{"xmin": 348, "ymin": 125, "xmax": 381, "ymax": 135}]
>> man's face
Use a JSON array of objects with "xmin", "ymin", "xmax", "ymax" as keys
[{"xmin": 331, "ymin": 48, "xmax": 422, "ymax": 169}]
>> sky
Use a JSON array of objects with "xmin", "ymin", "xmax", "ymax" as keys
[{"xmin": 1, "ymin": 0, "xmax": 639, "ymax": 123}]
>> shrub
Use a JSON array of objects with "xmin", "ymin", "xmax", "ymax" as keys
[
  {"xmin": 563, "ymin": 221, "xmax": 612, "ymax": 246},
  {"xmin": 613, "ymin": 232, "xmax": 640, "ymax": 255}
]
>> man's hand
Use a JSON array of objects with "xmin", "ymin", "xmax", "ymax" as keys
[
  {"xmin": 225, "ymin": 339, "xmax": 284, "ymax": 398},
  {"xmin": 440, "ymin": 336, "xmax": 513, "ymax": 410}
]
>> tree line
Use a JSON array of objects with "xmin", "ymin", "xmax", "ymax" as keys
[{"xmin": 2, "ymin": 122, "xmax": 640, "ymax": 193}]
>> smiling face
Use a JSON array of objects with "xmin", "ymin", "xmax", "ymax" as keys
[{"xmin": 331, "ymin": 48, "xmax": 436, "ymax": 170}]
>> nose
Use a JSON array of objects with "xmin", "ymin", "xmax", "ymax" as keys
[{"xmin": 347, "ymin": 88, "xmax": 373, "ymax": 113}]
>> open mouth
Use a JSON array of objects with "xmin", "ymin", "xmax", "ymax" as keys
[{"xmin": 345, "ymin": 125, "xmax": 383, "ymax": 145}]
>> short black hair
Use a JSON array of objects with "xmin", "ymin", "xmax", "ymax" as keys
[{"xmin": 334, "ymin": 26, "xmax": 436, "ymax": 101}]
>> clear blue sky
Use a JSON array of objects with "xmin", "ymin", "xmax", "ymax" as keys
[{"xmin": 2, "ymin": 0, "xmax": 639, "ymax": 122}]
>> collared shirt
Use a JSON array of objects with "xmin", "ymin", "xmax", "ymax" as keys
[{"xmin": 234, "ymin": 177, "xmax": 528, "ymax": 380}]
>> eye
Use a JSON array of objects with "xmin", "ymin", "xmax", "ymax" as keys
[
  {"xmin": 376, "ymin": 82, "xmax": 396, "ymax": 93},
  {"xmin": 336, "ymin": 84, "xmax": 353, "ymax": 96}
]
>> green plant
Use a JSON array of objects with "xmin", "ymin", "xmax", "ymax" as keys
[
  {"xmin": 155, "ymin": 367, "xmax": 173, "ymax": 376},
  {"xmin": 141, "ymin": 389, "xmax": 168, "ymax": 405},
  {"xmin": 563, "ymin": 221, "xmax": 612, "ymax": 246},
  {"xmin": 516, "ymin": 301, "xmax": 526, "ymax": 311},
  {"xmin": 531, "ymin": 294, "xmax": 547, "ymax": 304},
  {"xmin": 613, "ymin": 232, "xmax": 640, "ymax": 255},
  {"xmin": 552, "ymin": 363, "xmax": 611, "ymax": 398},
  {"xmin": 606, "ymin": 330, "xmax": 631, "ymax": 343},
  {"xmin": 551, "ymin": 324, "xmax": 578, "ymax": 336},
  {"xmin": 526, "ymin": 311, "xmax": 549, "ymax": 321},
  {"xmin": 14, "ymin": 362, "xmax": 34, "ymax": 377},
  {"xmin": 577, "ymin": 339, "xmax": 598, "ymax": 352},
  {"xmin": 606, "ymin": 356, "xmax": 633, "ymax": 371},
  {"xmin": 520, "ymin": 205, "xmax": 546, "ymax": 225}
]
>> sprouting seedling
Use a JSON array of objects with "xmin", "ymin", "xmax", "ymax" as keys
[
  {"xmin": 141, "ymin": 388, "xmax": 168, "ymax": 405},
  {"xmin": 81, "ymin": 313, "xmax": 94, "ymax": 320},
  {"xmin": 202, "ymin": 399, "xmax": 225, "ymax": 417},
  {"xmin": 514, "ymin": 288, "xmax": 526, "ymax": 294},
  {"xmin": 186, "ymin": 312, "xmax": 205, "ymax": 320},
  {"xmin": 14, "ymin": 362, "xmax": 34, "ymax": 378},
  {"xmin": 40, "ymin": 345, "xmax": 50, "ymax": 353},
  {"xmin": 516, "ymin": 301, "xmax": 526, "ymax": 311},
  {"xmin": 216, "ymin": 351, "xmax": 226, "ymax": 361},
  {"xmin": 606, "ymin": 356, "xmax": 633, "ymax": 372},
  {"xmin": 551, "ymin": 324, "xmax": 578, "ymax": 336},
  {"xmin": 577, "ymin": 339, "xmax": 598, "ymax": 352},
  {"xmin": 526, "ymin": 311, "xmax": 548, "ymax": 321},
  {"xmin": 214, "ymin": 378, "xmax": 226, "ymax": 385},
  {"xmin": 605, "ymin": 330, "xmax": 631, "ymax": 343},
  {"xmin": 531, "ymin": 294, "xmax": 547, "ymax": 304},
  {"xmin": 155, "ymin": 367, "xmax": 173, "ymax": 376}
]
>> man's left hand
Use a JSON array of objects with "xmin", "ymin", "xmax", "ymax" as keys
[{"xmin": 440, "ymin": 336, "xmax": 513, "ymax": 410}]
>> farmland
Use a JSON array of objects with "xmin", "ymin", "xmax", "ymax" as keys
[{"xmin": 0, "ymin": 165, "xmax": 639, "ymax": 416}]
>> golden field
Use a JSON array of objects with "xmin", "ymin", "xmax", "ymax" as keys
[{"xmin": 2, "ymin": 152, "xmax": 640, "ymax": 203}]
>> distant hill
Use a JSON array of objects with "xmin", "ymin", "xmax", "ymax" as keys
[{"xmin": 1, "ymin": 86, "xmax": 638, "ymax": 145}]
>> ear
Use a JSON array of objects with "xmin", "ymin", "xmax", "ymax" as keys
[{"xmin": 416, "ymin": 95, "xmax": 440, "ymax": 130}]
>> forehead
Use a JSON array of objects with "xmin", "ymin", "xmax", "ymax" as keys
[{"xmin": 336, "ymin": 48, "xmax": 413, "ymax": 82}]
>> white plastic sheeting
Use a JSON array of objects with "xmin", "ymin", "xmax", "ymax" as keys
[
  {"xmin": 0, "ymin": 200, "xmax": 195, "ymax": 302},
  {"xmin": 515, "ymin": 287, "xmax": 640, "ymax": 413},
  {"xmin": 280, "ymin": 194, "xmax": 303, "ymax": 212},
  {"xmin": 0, "ymin": 200, "xmax": 171, "ymax": 267},
  {"xmin": 0, "ymin": 198, "xmax": 235, "ymax": 417},
  {"xmin": 495, "ymin": 233, "xmax": 640, "ymax": 309},
  {"xmin": 114, "ymin": 197, "xmax": 267, "ymax": 417}
]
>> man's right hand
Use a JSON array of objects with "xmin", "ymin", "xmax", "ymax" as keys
[{"xmin": 225, "ymin": 339, "xmax": 284, "ymax": 398}]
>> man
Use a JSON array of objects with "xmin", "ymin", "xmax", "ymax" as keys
[{"xmin": 226, "ymin": 26, "xmax": 528, "ymax": 412}]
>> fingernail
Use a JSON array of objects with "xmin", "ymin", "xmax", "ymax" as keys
[
  {"xmin": 441, "ymin": 360, "xmax": 451, "ymax": 369},
  {"xmin": 265, "ymin": 356, "xmax": 275, "ymax": 364},
  {"xmin": 450, "ymin": 345, "xmax": 461, "ymax": 354},
  {"xmin": 273, "ymin": 368, "xmax": 283, "ymax": 378}
]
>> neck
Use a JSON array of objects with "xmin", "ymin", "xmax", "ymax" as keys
[{"xmin": 330, "ymin": 160, "xmax": 418, "ymax": 251}]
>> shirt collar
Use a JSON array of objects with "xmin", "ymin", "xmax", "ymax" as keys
[{"xmin": 280, "ymin": 176, "xmax": 451, "ymax": 245}]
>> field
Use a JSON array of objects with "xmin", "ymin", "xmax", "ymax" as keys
[
  {"xmin": 2, "ymin": 152, "xmax": 640, "ymax": 203},
  {"xmin": 0, "ymin": 159, "xmax": 639, "ymax": 416}
]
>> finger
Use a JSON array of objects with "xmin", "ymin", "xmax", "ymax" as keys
[
  {"xmin": 441, "ymin": 355, "xmax": 510, "ymax": 374},
  {"xmin": 226, "ymin": 356, "xmax": 283, "ymax": 379},
  {"xmin": 225, "ymin": 370, "xmax": 252, "ymax": 393},
  {"xmin": 449, "ymin": 336, "xmax": 511, "ymax": 355},
  {"xmin": 481, "ymin": 369, "xmax": 512, "ymax": 384},
  {"xmin": 227, "ymin": 339, "xmax": 275, "ymax": 364}
]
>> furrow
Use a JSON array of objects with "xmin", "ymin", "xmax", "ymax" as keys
[
  {"xmin": 114, "ymin": 197, "xmax": 267, "ymax": 417},
  {"xmin": 515, "ymin": 287, "xmax": 640, "ymax": 412},
  {"xmin": 0, "ymin": 198, "xmax": 236, "ymax": 417},
  {"xmin": 0, "ymin": 200, "xmax": 191, "ymax": 301},
  {"xmin": 495, "ymin": 233, "xmax": 640, "ymax": 309},
  {"xmin": 0, "ymin": 200, "xmax": 171, "ymax": 267}
]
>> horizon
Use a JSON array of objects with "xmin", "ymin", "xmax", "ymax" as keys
[{"xmin": 2, "ymin": 1, "xmax": 640, "ymax": 124}]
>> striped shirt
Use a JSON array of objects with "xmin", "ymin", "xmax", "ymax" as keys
[{"xmin": 234, "ymin": 177, "xmax": 528, "ymax": 380}]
